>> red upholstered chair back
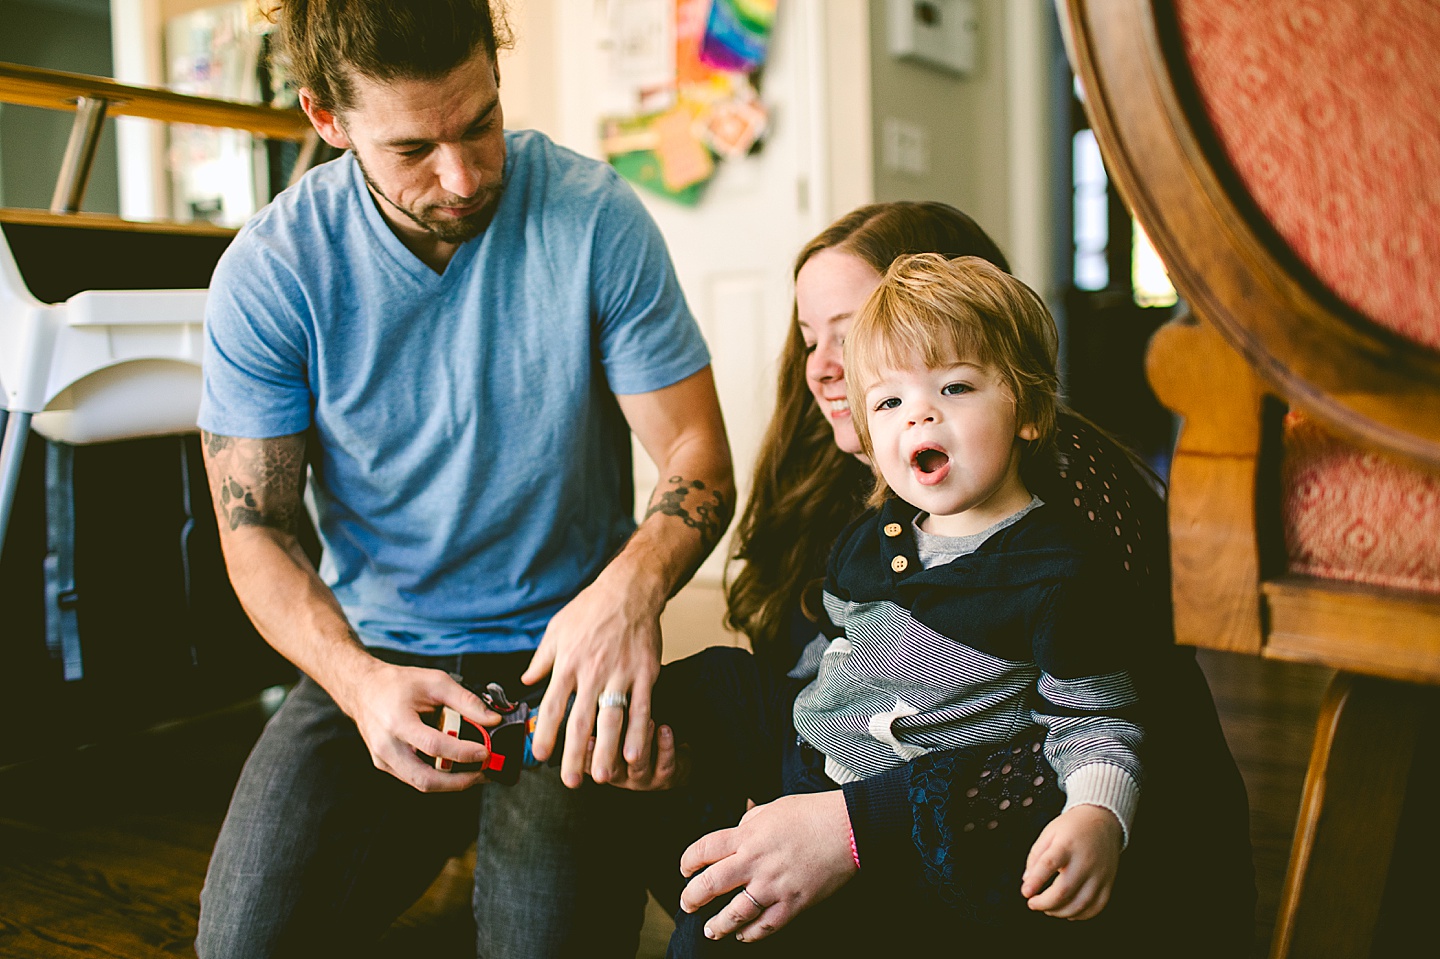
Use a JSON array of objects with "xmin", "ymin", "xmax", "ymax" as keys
[
  {"xmin": 1177, "ymin": 0, "xmax": 1440, "ymax": 352},
  {"xmin": 1063, "ymin": 0, "xmax": 1440, "ymax": 655},
  {"xmin": 1173, "ymin": 0, "xmax": 1440, "ymax": 598}
]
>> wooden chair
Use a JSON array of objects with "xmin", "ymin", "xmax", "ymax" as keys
[{"xmin": 1058, "ymin": 1, "xmax": 1440, "ymax": 956}]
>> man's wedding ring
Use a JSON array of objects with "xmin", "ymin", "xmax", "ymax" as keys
[{"xmin": 598, "ymin": 691, "xmax": 629, "ymax": 710}]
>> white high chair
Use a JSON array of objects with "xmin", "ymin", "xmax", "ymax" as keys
[
  {"xmin": 0, "ymin": 218, "xmax": 209, "ymax": 542},
  {"xmin": 0, "ymin": 61, "xmax": 318, "ymax": 557}
]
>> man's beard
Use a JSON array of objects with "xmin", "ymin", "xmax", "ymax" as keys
[{"xmin": 354, "ymin": 152, "xmax": 502, "ymax": 244}]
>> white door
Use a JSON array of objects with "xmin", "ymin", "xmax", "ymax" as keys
[{"xmin": 549, "ymin": 1, "xmax": 832, "ymax": 586}]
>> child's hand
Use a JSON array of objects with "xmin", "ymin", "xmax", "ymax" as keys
[{"xmin": 1021, "ymin": 804, "xmax": 1123, "ymax": 920}]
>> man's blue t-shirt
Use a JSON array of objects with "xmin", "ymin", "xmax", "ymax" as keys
[{"xmin": 198, "ymin": 130, "xmax": 710, "ymax": 655}]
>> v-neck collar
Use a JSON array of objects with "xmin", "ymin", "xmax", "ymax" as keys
[{"xmin": 348, "ymin": 152, "xmax": 489, "ymax": 286}]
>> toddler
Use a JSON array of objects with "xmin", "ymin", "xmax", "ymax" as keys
[
  {"xmin": 636, "ymin": 254, "xmax": 1153, "ymax": 954},
  {"xmin": 794, "ymin": 252, "xmax": 1144, "ymax": 917}
]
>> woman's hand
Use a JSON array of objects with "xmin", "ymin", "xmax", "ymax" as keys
[
  {"xmin": 678, "ymin": 791, "xmax": 858, "ymax": 943},
  {"xmin": 587, "ymin": 722, "xmax": 689, "ymax": 791},
  {"xmin": 1021, "ymin": 804, "xmax": 1123, "ymax": 919}
]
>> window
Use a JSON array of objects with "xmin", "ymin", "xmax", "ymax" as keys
[
  {"xmin": 1070, "ymin": 84, "xmax": 1178, "ymax": 308},
  {"xmin": 1131, "ymin": 219, "xmax": 1177, "ymax": 308},
  {"xmin": 1072, "ymin": 128, "xmax": 1109, "ymax": 292}
]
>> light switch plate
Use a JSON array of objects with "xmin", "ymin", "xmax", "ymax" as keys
[
  {"xmin": 887, "ymin": 0, "xmax": 977, "ymax": 76},
  {"xmin": 882, "ymin": 118, "xmax": 930, "ymax": 176}
]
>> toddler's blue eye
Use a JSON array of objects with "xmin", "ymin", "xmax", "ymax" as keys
[
  {"xmin": 875, "ymin": 397, "xmax": 901, "ymax": 411},
  {"xmin": 942, "ymin": 382, "xmax": 972, "ymax": 395}
]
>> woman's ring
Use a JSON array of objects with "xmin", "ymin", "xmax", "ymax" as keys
[
  {"xmin": 598, "ymin": 690, "xmax": 629, "ymax": 710},
  {"xmin": 741, "ymin": 888, "xmax": 763, "ymax": 911}
]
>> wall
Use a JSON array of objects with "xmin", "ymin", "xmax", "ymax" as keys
[
  {"xmin": 822, "ymin": 0, "xmax": 875, "ymax": 221},
  {"xmin": 0, "ymin": 0, "xmax": 121, "ymax": 213},
  {"xmin": 496, "ymin": 0, "xmax": 560, "ymax": 136},
  {"xmin": 866, "ymin": 0, "xmax": 1061, "ymax": 308},
  {"xmin": 489, "ymin": 1, "xmax": 1060, "ymax": 304},
  {"xmin": 867, "ymin": 0, "xmax": 1012, "ymax": 252},
  {"xmin": 109, "ymin": 0, "xmax": 264, "ymax": 220},
  {"xmin": 159, "ymin": 0, "xmax": 229, "ymax": 17}
]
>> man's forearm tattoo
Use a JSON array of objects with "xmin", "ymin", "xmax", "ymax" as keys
[
  {"xmin": 202, "ymin": 430, "xmax": 304, "ymax": 532},
  {"xmin": 204, "ymin": 431, "xmax": 233, "ymax": 457},
  {"xmin": 645, "ymin": 475, "xmax": 729, "ymax": 546}
]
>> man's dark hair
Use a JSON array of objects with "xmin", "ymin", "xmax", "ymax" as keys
[{"xmin": 265, "ymin": 0, "xmax": 512, "ymax": 113}]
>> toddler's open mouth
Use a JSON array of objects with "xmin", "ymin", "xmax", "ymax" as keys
[{"xmin": 913, "ymin": 447, "xmax": 950, "ymax": 474}]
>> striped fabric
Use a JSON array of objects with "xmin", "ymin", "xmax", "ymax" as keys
[
  {"xmin": 799, "ymin": 594, "xmax": 1143, "ymax": 799},
  {"xmin": 796, "ymin": 595, "xmax": 1038, "ymax": 779},
  {"xmin": 797, "ymin": 499, "xmax": 1148, "ymax": 837}
]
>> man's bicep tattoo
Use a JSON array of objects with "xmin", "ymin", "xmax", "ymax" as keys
[
  {"xmin": 201, "ymin": 430, "xmax": 305, "ymax": 533},
  {"xmin": 644, "ymin": 475, "xmax": 730, "ymax": 547}
]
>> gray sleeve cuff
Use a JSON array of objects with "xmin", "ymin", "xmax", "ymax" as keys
[{"xmin": 1060, "ymin": 761, "xmax": 1140, "ymax": 847}]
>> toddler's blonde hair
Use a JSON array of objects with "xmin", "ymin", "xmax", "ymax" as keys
[{"xmin": 845, "ymin": 254, "xmax": 1060, "ymax": 506}]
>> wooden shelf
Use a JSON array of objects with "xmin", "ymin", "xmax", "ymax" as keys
[
  {"xmin": 0, "ymin": 61, "xmax": 311, "ymax": 142},
  {"xmin": 0, "ymin": 207, "xmax": 237, "ymax": 237}
]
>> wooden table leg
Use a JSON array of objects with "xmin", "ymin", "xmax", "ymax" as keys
[{"xmin": 1270, "ymin": 672, "xmax": 1424, "ymax": 959}]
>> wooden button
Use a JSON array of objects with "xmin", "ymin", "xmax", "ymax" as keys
[
  {"xmin": 890, "ymin": 555, "xmax": 908, "ymax": 573},
  {"xmin": 883, "ymin": 522, "xmax": 903, "ymax": 537}
]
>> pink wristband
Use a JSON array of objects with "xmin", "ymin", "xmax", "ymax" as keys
[{"xmin": 848, "ymin": 824, "xmax": 860, "ymax": 870}]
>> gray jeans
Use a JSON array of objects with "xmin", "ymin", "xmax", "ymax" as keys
[{"xmin": 195, "ymin": 653, "xmax": 644, "ymax": 959}]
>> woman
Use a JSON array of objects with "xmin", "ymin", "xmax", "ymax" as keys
[
  {"xmin": 729, "ymin": 202, "xmax": 1012, "ymax": 670},
  {"xmin": 643, "ymin": 202, "xmax": 1255, "ymax": 956}
]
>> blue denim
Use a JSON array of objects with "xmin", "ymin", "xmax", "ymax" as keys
[{"xmin": 196, "ymin": 651, "xmax": 645, "ymax": 958}]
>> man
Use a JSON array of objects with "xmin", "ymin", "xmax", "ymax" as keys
[{"xmin": 194, "ymin": 2, "xmax": 733, "ymax": 956}]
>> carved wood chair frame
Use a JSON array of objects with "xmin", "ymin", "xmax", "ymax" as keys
[{"xmin": 1058, "ymin": 2, "xmax": 1440, "ymax": 956}]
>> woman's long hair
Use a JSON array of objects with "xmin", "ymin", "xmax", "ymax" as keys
[{"xmin": 724, "ymin": 202, "xmax": 1011, "ymax": 658}]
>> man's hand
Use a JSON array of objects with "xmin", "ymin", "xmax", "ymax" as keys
[
  {"xmin": 521, "ymin": 368, "xmax": 733, "ymax": 789},
  {"xmin": 521, "ymin": 566, "xmax": 665, "ymax": 788},
  {"xmin": 1021, "ymin": 804, "xmax": 1124, "ymax": 920},
  {"xmin": 203, "ymin": 430, "xmax": 499, "ymax": 794},
  {"xmin": 344, "ymin": 661, "xmax": 502, "ymax": 793},
  {"xmin": 677, "ymin": 791, "xmax": 857, "ymax": 943}
]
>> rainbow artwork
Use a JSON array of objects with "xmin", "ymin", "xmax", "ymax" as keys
[{"xmin": 699, "ymin": 0, "xmax": 778, "ymax": 74}]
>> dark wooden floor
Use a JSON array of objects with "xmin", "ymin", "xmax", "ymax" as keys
[
  {"xmin": 0, "ymin": 649, "xmax": 1335, "ymax": 958},
  {"xmin": 1194, "ymin": 649, "xmax": 1334, "ymax": 956}
]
